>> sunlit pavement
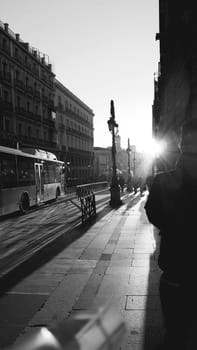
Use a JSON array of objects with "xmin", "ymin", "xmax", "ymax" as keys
[{"xmin": 0, "ymin": 192, "xmax": 164, "ymax": 349}]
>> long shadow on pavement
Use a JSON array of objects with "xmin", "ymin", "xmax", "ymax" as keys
[
  {"xmin": 0, "ymin": 202, "xmax": 114, "ymax": 295},
  {"xmin": 138, "ymin": 197, "xmax": 165, "ymax": 350}
]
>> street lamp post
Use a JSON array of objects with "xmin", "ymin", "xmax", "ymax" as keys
[
  {"xmin": 107, "ymin": 100, "xmax": 122, "ymax": 207},
  {"xmin": 127, "ymin": 138, "xmax": 132, "ymax": 192}
]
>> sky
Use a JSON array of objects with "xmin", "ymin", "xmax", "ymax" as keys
[{"xmin": 0, "ymin": 0, "xmax": 159, "ymax": 151}]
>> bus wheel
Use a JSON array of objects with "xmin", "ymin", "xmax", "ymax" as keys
[
  {"xmin": 19, "ymin": 193, "xmax": 30, "ymax": 214},
  {"xmin": 56, "ymin": 187, "xmax": 60, "ymax": 200}
]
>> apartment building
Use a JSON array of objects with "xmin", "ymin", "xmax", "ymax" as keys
[
  {"xmin": 55, "ymin": 79, "xmax": 94, "ymax": 184},
  {"xmin": 153, "ymin": 1, "xmax": 197, "ymax": 170},
  {"xmin": 0, "ymin": 21, "xmax": 56, "ymax": 152}
]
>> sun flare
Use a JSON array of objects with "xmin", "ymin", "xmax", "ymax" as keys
[{"xmin": 136, "ymin": 138, "xmax": 166, "ymax": 157}]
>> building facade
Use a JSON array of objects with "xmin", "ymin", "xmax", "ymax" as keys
[
  {"xmin": 55, "ymin": 80, "xmax": 94, "ymax": 185},
  {"xmin": 93, "ymin": 147, "xmax": 111, "ymax": 181},
  {"xmin": 0, "ymin": 21, "xmax": 57, "ymax": 152},
  {"xmin": 153, "ymin": 0, "xmax": 197, "ymax": 171}
]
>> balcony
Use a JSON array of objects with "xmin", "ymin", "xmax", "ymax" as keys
[
  {"xmin": 25, "ymin": 110, "xmax": 35, "ymax": 120},
  {"xmin": 57, "ymin": 103, "xmax": 64, "ymax": 112},
  {"xmin": 58, "ymin": 123, "xmax": 65, "ymax": 132},
  {"xmin": 0, "ymin": 44, "xmax": 11, "ymax": 55},
  {"xmin": 42, "ymin": 95, "xmax": 49, "ymax": 104},
  {"xmin": 0, "ymin": 71, "xmax": 11, "ymax": 84},
  {"xmin": 14, "ymin": 78, "xmax": 25, "ymax": 91},
  {"xmin": 34, "ymin": 89, "xmax": 41, "ymax": 99},
  {"xmin": 43, "ymin": 118, "xmax": 55, "ymax": 128},
  {"xmin": 25, "ymin": 61, "xmax": 32, "ymax": 71},
  {"xmin": 0, "ymin": 101, "xmax": 13, "ymax": 113},
  {"xmin": 49, "ymin": 100, "xmax": 55, "ymax": 111},
  {"xmin": 25, "ymin": 85, "xmax": 34, "ymax": 96},
  {"xmin": 15, "ymin": 106, "xmax": 25, "ymax": 116},
  {"xmin": 14, "ymin": 53, "xmax": 23, "ymax": 63},
  {"xmin": 35, "ymin": 114, "xmax": 41, "ymax": 122}
]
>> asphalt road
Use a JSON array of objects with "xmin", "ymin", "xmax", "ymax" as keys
[{"xmin": 0, "ymin": 189, "xmax": 113, "ymax": 278}]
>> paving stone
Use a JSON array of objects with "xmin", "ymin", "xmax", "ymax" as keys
[
  {"xmin": 28, "ymin": 273, "xmax": 91, "ymax": 328},
  {"xmin": 126, "ymin": 295, "xmax": 161, "ymax": 310}
]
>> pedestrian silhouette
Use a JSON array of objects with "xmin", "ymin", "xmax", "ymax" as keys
[
  {"xmin": 145, "ymin": 118, "xmax": 197, "ymax": 350},
  {"xmin": 118, "ymin": 176, "xmax": 125, "ymax": 192}
]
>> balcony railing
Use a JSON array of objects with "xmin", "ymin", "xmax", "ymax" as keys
[
  {"xmin": 58, "ymin": 123, "xmax": 65, "ymax": 132},
  {"xmin": 43, "ymin": 118, "xmax": 55, "ymax": 128},
  {"xmin": 0, "ymin": 101, "xmax": 13, "ymax": 112},
  {"xmin": 26, "ymin": 85, "xmax": 34, "ymax": 96},
  {"xmin": 0, "ymin": 71, "xmax": 11, "ymax": 83},
  {"xmin": 42, "ymin": 95, "xmax": 49, "ymax": 104},
  {"xmin": 14, "ymin": 78, "xmax": 25, "ymax": 90},
  {"xmin": 49, "ymin": 100, "xmax": 55, "ymax": 111},
  {"xmin": 15, "ymin": 106, "xmax": 25, "ymax": 115},
  {"xmin": 34, "ymin": 89, "xmax": 41, "ymax": 99},
  {"xmin": 0, "ymin": 44, "xmax": 11, "ymax": 55}
]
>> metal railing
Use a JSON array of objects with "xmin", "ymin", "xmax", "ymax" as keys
[{"xmin": 76, "ymin": 182, "xmax": 108, "ymax": 224}]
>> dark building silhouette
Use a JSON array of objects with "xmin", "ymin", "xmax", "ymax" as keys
[{"xmin": 153, "ymin": 0, "xmax": 197, "ymax": 171}]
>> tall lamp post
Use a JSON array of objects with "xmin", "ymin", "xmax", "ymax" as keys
[
  {"xmin": 127, "ymin": 138, "xmax": 132, "ymax": 192},
  {"xmin": 107, "ymin": 100, "xmax": 122, "ymax": 207}
]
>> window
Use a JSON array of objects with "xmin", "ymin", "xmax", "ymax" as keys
[
  {"xmin": 4, "ymin": 90, "xmax": 8, "ymax": 102},
  {"xmin": 15, "ymin": 70, "xmax": 19, "ymax": 80},
  {"xmin": 43, "ymin": 161, "xmax": 59, "ymax": 184},
  {"xmin": 5, "ymin": 119, "xmax": 10, "ymax": 132},
  {"xmin": 0, "ymin": 153, "xmax": 17, "ymax": 188},
  {"xmin": 17, "ymin": 96, "xmax": 21, "ymax": 107},
  {"xmin": 3, "ymin": 38, "xmax": 7, "ymax": 48},
  {"xmin": 18, "ymin": 156, "xmax": 35, "ymax": 184},
  {"xmin": 28, "ymin": 126, "xmax": 31, "ymax": 137},
  {"xmin": 27, "ymin": 102, "xmax": 30, "ymax": 112},
  {"xmin": 18, "ymin": 123, "xmax": 22, "ymax": 135},
  {"xmin": 14, "ymin": 47, "xmax": 18, "ymax": 56},
  {"xmin": 25, "ymin": 76, "xmax": 29, "ymax": 87},
  {"xmin": 2, "ymin": 61, "xmax": 7, "ymax": 75},
  {"xmin": 36, "ymin": 129, "xmax": 39, "ymax": 139}
]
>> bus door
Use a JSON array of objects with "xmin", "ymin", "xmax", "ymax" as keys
[{"xmin": 35, "ymin": 163, "xmax": 44, "ymax": 204}]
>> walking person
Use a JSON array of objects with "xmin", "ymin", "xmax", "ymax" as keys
[
  {"xmin": 119, "ymin": 175, "xmax": 125, "ymax": 193},
  {"xmin": 145, "ymin": 119, "xmax": 197, "ymax": 350}
]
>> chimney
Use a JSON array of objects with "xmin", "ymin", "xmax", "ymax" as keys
[
  {"xmin": 16, "ymin": 33, "xmax": 20, "ymax": 41},
  {"xmin": 4, "ymin": 23, "xmax": 9, "ymax": 32},
  {"xmin": 24, "ymin": 42, "xmax": 29, "ymax": 50}
]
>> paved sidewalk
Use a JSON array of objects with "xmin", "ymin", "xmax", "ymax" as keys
[{"xmin": 1, "ymin": 192, "xmax": 164, "ymax": 349}]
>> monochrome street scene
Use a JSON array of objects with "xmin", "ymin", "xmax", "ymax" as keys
[{"xmin": 1, "ymin": 1, "xmax": 197, "ymax": 349}]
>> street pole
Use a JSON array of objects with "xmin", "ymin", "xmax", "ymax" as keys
[
  {"xmin": 127, "ymin": 138, "xmax": 132, "ymax": 192},
  {"xmin": 107, "ymin": 100, "xmax": 122, "ymax": 207}
]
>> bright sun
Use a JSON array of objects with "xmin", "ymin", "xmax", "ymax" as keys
[{"xmin": 136, "ymin": 138, "xmax": 166, "ymax": 156}]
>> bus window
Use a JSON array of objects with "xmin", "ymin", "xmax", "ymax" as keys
[
  {"xmin": 17, "ymin": 157, "xmax": 35, "ymax": 185},
  {"xmin": 43, "ymin": 162, "xmax": 49, "ymax": 184},
  {"xmin": 0, "ymin": 154, "xmax": 18, "ymax": 188},
  {"xmin": 48, "ymin": 162, "xmax": 56, "ymax": 183},
  {"xmin": 56, "ymin": 164, "xmax": 61, "ymax": 182}
]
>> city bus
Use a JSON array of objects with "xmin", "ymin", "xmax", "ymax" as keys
[{"xmin": 0, "ymin": 146, "xmax": 65, "ymax": 216}]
